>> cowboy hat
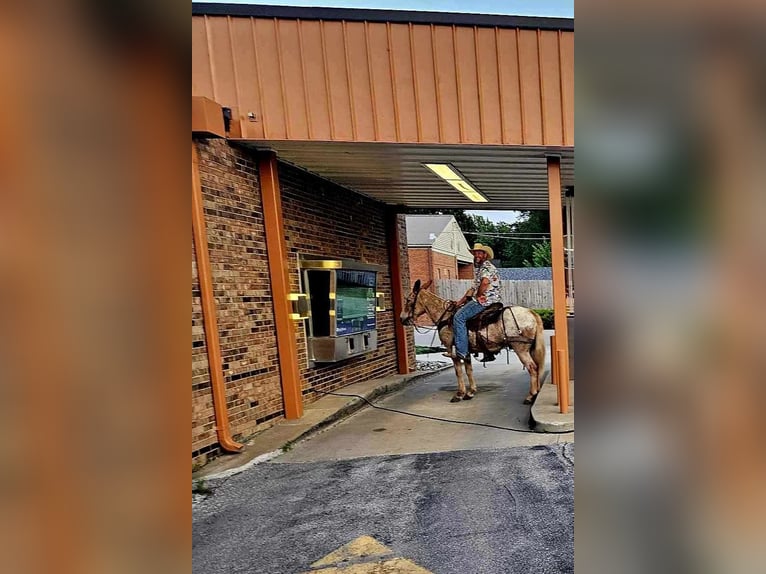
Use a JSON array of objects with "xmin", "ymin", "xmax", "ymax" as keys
[{"xmin": 470, "ymin": 243, "xmax": 494, "ymax": 260}]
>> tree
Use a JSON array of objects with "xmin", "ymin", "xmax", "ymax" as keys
[
  {"xmin": 402, "ymin": 208, "xmax": 552, "ymax": 268},
  {"xmin": 497, "ymin": 211, "xmax": 550, "ymax": 267},
  {"xmin": 523, "ymin": 241, "xmax": 552, "ymax": 267}
]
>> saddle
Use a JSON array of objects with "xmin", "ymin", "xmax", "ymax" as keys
[{"xmin": 466, "ymin": 303, "xmax": 504, "ymax": 331}]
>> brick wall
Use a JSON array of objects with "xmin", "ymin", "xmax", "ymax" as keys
[
  {"xmin": 458, "ymin": 263, "xmax": 474, "ymax": 279},
  {"xmin": 407, "ymin": 248, "xmax": 432, "ymax": 286},
  {"xmin": 431, "ymin": 251, "xmax": 458, "ymax": 280},
  {"xmin": 193, "ymin": 139, "xmax": 283, "ymax": 466},
  {"xmin": 279, "ymin": 162, "xmax": 409, "ymax": 397},
  {"xmin": 192, "ymin": 139, "xmax": 414, "ymax": 465},
  {"xmin": 192, "ymin": 241, "xmax": 215, "ymax": 460},
  {"xmin": 408, "ymin": 248, "xmax": 460, "ymax": 283},
  {"xmin": 406, "ymin": 248, "xmax": 460, "ymax": 326}
]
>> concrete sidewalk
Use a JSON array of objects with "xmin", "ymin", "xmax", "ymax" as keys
[
  {"xmin": 194, "ymin": 342, "xmax": 573, "ymax": 482},
  {"xmin": 530, "ymin": 371, "xmax": 574, "ymax": 433},
  {"xmin": 193, "ymin": 366, "xmax": 451, "ymax": 481}
]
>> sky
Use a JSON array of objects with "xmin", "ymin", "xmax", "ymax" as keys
[
  {"xmin": 198, "ymin": 1, "xmax": 574, "ymax": 18},
  {"xmin": 198, "ymin": 1, "xmax": 569, "ymax": 224}
]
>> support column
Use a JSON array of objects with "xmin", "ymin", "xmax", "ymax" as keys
[
  {"xmin": 565, "ymin": 193, "xmax": 574, "ymax": 315},
  {"xmin": 547, "ymin": 156, "xmax": 570, "ymax": 413},
  {"xmin": 259, "ymin": 151, "xmax": 303, "ymax": 419},
  {"xmin": 386, "ymin": 210, "xmax": 410, "ymax": 374}
]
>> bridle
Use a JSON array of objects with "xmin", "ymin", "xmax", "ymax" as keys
[
  {"xmin": 404, "ymin": 287, "xmax": 457, "ymax": 334},
  {"xmin": 402, "ymin": 287, "xmax": 421, "ymax": 327}
]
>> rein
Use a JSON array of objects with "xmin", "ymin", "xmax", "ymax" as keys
[
  {"xmin": 407, "ymin": 288, "xmax": 455, "ymax": 334},
  {"xmin": 406, "ymin": 288, "xmax": 432, "ymax": 334},
  {"xmin": 420, "ymin": 290, "xmax": 455, "ymax": 329}
]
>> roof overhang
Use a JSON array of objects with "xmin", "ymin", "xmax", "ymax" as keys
[{"xmin": 236, "ymin": 140, "xmax": 573, "ymax": 210}]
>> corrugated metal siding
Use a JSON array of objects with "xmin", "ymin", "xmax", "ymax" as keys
[{"xmin": 193, "ymin": 15, "xmax": 574, "ymax": 146}]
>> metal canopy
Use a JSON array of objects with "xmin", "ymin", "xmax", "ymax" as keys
[{"xmin": 238, "ymin": 141, "xmax": 574, "ymax": 210}]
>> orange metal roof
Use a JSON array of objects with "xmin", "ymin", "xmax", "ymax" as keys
[
  {"xmin": 192, "ymin": 8, "xmax": 573, "ymax": 147},
  {"xmin": 192, "ymin": 3, "xmax": 574, "ymax": 31},
  {"xmin": 191, "ymin": 4, "xmax": 574, "ymax": 210}
]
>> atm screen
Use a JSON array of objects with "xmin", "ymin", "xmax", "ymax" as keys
[{"xmin": 335, "ymin": 270, "xmax": 376, "ymax": 336}]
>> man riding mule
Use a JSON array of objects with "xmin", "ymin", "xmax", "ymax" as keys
[
  {"xmin": 449, "ymin": 243, "xmax": 502, "ymax": 363},
  {"xmin": 400, "ymin": 270, "xmax": 546, "ymax": 404}
]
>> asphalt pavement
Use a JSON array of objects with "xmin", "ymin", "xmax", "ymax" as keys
[
  {"xmin": 194, "ymin": 329, "xmax": 573, "ymax": 573},
  {"xmin": 193, "ymin": 444, "xmax": 574, "ymax": 574}
]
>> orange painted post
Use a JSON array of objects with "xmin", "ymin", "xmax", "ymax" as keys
[
  {"xmin": 191, "ymin": 141, "xmax": 243, "ymax": 452},
  {"xmin": 547, "ymin": 156, "xmax": 570, "ymax": 414},
  {"xmin": 387, "ymin": 210, "xmax": 410, "ymax": 374},
  {"xmin": 258, "ymin": 151, "xmax": 304, "ymax": 419},
  {"xmin": 557, "ymin": 350, "xmax": 569, "ymax": 414},
  {"xmin": 550, "ymin": 334, "xmax": 559, "ymax": 405}
]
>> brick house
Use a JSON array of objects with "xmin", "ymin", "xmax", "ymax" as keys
[{"xmin": 406, "ymin": 215, "xmax": 474, "ymax": 285}]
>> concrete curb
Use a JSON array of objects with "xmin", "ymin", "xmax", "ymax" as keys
[
  {"xmin": 193, "ymin": 366, "xmax": 451, "ymax": 484},
  {"xmin": 529, "ymin": 371, "xmax": 574, "ymax": 433},
  {"xmin": 198, "ymin": 449, "xmax": 284, "ymax": 482}
]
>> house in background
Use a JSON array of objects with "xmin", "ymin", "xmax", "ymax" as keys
[{"xmin": 405, "ymin": 215, "xmax": 474, "ymax": 287}]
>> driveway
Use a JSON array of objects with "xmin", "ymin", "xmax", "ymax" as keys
[{"xmin": 193, "ymin": 444, "xmax": 574, "ymax": 574}]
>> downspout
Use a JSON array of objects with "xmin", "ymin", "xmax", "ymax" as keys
[
  {"xmin": 428, "ymin": 246, "xmax": 434, "ymax": 284},
  {"xmin": 192, "ymin": 140, "xmax": 243, "ymax": 452}
]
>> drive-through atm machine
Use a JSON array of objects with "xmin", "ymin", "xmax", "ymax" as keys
[{"xmin": 298, "ymin": 256, "xmax": 385, "ymax": 363}]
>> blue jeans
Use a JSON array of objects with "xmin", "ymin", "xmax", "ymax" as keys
[{"xmin": 453, "ymin": 300, "xmax": 485, "ymax": 357}]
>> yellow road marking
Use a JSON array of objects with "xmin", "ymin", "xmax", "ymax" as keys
[
  {"xmin": 311, "ymin": 536, "xmax": 392, "ymax": 568},
  {"xmin": 309, "ymin": 557, "xmax": 433, "ymax": 573},
  {"xmin": 306, "ymin": 535, "xmax": 434, "ymax": 573}
]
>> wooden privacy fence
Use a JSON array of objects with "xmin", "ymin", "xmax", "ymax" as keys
[{"xmin": 434, "ymin": 279, "xmax": 553, "ymax": 309}]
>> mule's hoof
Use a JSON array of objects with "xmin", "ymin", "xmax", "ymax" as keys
[
  {"xmin": 463, "ymin": 393, "xmax": 474, "ymax": 401},
  {"xmin": 523, "ymin": 393, "xmax": 539, "ymax": 405},
  {"xmin": 450, "ymin": 396, "xmax": 462, "ymax": 403}
]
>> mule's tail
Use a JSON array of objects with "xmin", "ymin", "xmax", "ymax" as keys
[{"xmin": 531, "ymin": 311, "xmax": 546, "ymax": 380}]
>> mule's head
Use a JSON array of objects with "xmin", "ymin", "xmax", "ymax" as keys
[{"xmin": 400, "ymin": 279, "xmax": 432, "ymax": 326}]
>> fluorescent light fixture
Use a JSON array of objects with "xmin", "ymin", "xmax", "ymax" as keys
[
  {"xmin": 423, "ymin": 163, "xmax": 488, "ymax": 203},
  {"xmin": 425, "ymin": 163, "xmax": 461, "ymax": 180}
]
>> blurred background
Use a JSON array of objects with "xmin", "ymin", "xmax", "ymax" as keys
[
  {"xmin": 0, "ymin": 1, "xmax": 188, "ymax": 572},
  {"xmin": 576, "ymin": 1, "xmax": 766, "ymax": 572}
]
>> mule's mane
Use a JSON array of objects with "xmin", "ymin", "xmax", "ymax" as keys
[
  {"xmin": 419, "ymin": 287, "xmax": 448, "ymax": 305},
  {"xmin": 417, "ymin": 287, "xmax": 453, "ymax": 325}
]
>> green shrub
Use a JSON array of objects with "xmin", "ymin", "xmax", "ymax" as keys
[
  {"xmin": 415, "ymin": 345, "xmax": 445, "ymax": 354},
  {"xmin": 192, "ymin": 479, "xmax": 212, "ymax": 495},
  {"xmin": 532, "ymin": 308, "xmax": 554, "ymax": 329}
]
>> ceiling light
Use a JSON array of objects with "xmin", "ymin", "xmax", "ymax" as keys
[
  {"xmin": 423, "ymin": 163, "xmax": 488, "ymax": 203},
  {"xmin": 424, "ymin": 163, "xmax": 461, "ymax": 180}
]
